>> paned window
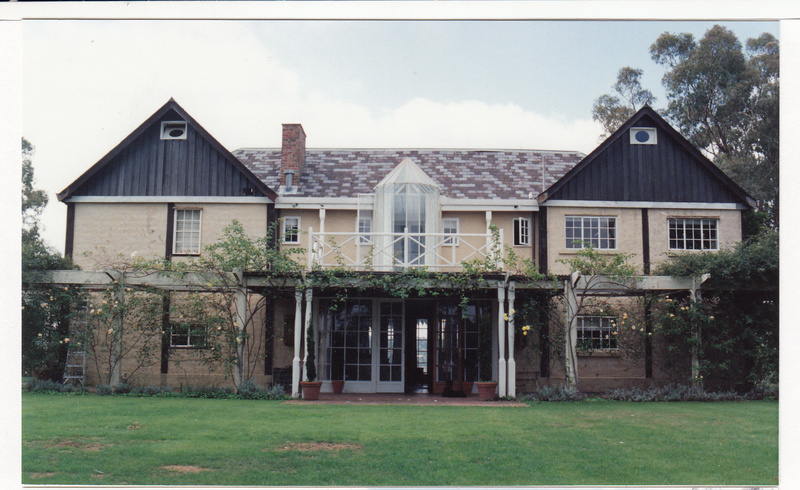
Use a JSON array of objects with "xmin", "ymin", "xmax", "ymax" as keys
[
  {"xmin": 566, "ymin": 216, "xmax": 616, "ymax": 249},
  {"xmin": 576, "ymin": 316, "xmax": 617, "ymax": 351},
  {"xmin": 358, "ymin": 216, "xmax": 372, "ymax": 244},
  {"xmin": 170, "ymin": 322, "xmax": 206, "ymax": 348},
  {"xmin": 669, "ymin": 218, "xmax": 718, "ymax": 250},
  {"xmin": 443, "ymin": 218, "xmax": 459, "ymax": 245},
  {"xmin": 513, "ymin": 217, "xmax": 530, "ymax": 246},
  {"xmin": 283, "ymin": 216, "xmax": 300, "ymax": 244},
  {"xmin": 326, "ymin": 300, "xmax": 373, "ymax": 382},
  {"xmin": 173, "ymin": 209, "xmax": 202, "ymax": 255}
]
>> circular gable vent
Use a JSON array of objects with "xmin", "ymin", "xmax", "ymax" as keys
[
  {"xmin": 630, "ymin": 127, "xmax": 657, "ymax": 145},
  {"xmin": 635, "ymin": 130, "xmax": 651, "ymax": 143}
]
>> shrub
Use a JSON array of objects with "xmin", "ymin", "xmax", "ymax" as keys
[
  {"xmin": 26, "ymin": 379, "xmax": 65, "ymax": 393},
  {"xmin": 520, "ymin": 385, "xmax": 586, "ymax": 402},
  {"xmin": 95, "ymin": 384, "xmax": 113, "ymax": 395},
  {"xmin": 114, "ymin": 383, "xmax": 133, "ymax": 394}
]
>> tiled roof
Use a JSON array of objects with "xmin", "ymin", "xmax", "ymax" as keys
[{"xmin": 233, "ymin": 149, "xmax": 583, "ymax": 200}]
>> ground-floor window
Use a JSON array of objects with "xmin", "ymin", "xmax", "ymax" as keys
[
  {"xmin": 320, "ymin": 299, "xmax": 373, "ymax": 381},
  {"xmin": 576, "ymin": 315, "xmax": 617, "ymax": 351}
]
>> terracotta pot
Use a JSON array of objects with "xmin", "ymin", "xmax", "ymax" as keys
[
  {"xmin": 461, "ymin": 381, "xmax": 474, "ymax": 396},
  {"xmin": 432, "ymin": 381, "xmax": 445, "ymax": 394},
  {"xmin": 476, "ymin": 382, "xmax": 498, "ymax": 401},
  {"xmin": 331, "ymin": 380, "xmax": 345, "ymax": 394},
  {"xmin": 300, "ymin": 381, "xmax": 323, "ymax": 400}
]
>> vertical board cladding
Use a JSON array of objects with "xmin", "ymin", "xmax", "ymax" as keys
[
  {"xmin": 550, "ymin": 115, "xmax": 743, "ymax": 204},
  {"xmin": 70, "ymin": 111, "xmax": 264, "ymax": 199}
]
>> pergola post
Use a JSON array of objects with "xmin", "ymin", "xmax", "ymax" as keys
[
  {"xmin": 507, "ymin": 281, "xmax": 516, "ymax": 398},
  {"xmin": 233, "ymin": 268, "xmax": 248, "ymax": 389},
  {"xmin": 497, "ymin": 282, "xmax": 507, "ymax": 397},
  {"xmin": 302, "ymin": 288, "xmax": 313, "ymax": 381},
  {"xmin": 292, "ymin": 288, "xmax": 304, "ymax": 397},
  {"xmin": 564, "ymin": 272, "xmax": 580, "ymax": 388},
  {"xmin": 109, "ymin": 271, "xmax": 124, "ymax": 387},
  {"xmin": 690, "ymin": 276, "xmax": 705, "ymax": 393}
]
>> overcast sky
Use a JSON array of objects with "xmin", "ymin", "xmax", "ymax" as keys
[{"xmin": 19, "ymin": 17, "xmax": 780, "ymax": 254}]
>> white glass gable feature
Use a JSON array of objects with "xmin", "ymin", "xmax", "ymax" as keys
[{"xmin": 373, "ymin": 158, "xmax": 441, "ymax": 268}]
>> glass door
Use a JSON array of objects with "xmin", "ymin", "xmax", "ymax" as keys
[{"xmin": 376, "ymin": 301, "xmax": 404, "ymax": 392}]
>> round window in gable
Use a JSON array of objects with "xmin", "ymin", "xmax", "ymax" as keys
[
  {"xmin": 161, "ymin": 121, "xmax": 188, "ymax": 140},
  {"xmin": 630, "ymin": 127, "xmax": 657, "ymax": 145}
]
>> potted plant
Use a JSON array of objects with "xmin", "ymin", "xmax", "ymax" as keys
[
  {"xmin": 476, "ymin": 380, "xmax": 498, "ymax": 401},
  {"xmin": 300, "ymin": 325, "xmax": 322, "ymax": 400}
]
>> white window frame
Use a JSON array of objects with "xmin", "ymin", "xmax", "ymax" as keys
[
  {"xmin": 565, "ymin": 215, "xmax": 616, "ymax": 250},
  {"xmin": 282, "ymin": 216, "xmax": 301, "ymax": 244},
  {"xmin": 173, "ymin": 208, "xmax": 202, "ymax": 255},
  {"xmin": 170, "ymin": 322, "xmax": 206, "ymax": 348},
  {"xmin": 513, "ymin": 217, "xmax": 531, "ymax": 246},
  {"xmin": 576, "ymin": 316, "xmax": 617, "ymax": 351},
  {"xmin": 668, "ymin": 217, "xmax": 719, "ymax": 251},
  {"xmin": 358, "ymin": 215, "xmax": 373, "ymax": 244},
  {"xmin": 630, "ymin": 127, "xmax": 657, "ymax": 145},
  {"xmin": 161, "ymin": 121, "xmax": 188, "ymax": 140},
  {"xmin": 442, "ymin": 218, "xmax": 459, "ymax": 246}
]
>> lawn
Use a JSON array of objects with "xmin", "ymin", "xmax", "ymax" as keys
[{"xmin": 21, "ymin": 393, "xmax": 778, "ymax": 486}]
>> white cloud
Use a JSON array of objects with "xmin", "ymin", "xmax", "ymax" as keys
[{"xmin": 24, "ymin": 20, "xmax": 603, "ymax": 253}]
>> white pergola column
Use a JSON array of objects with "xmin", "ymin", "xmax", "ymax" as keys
[
  {"xmin": 690, "ymin": 277, "xmax": 703, "ymax": 393},
  {"xmin": 497, "ymin": 282, "xmax": 507, "ymax": 397},
  {"xmin": 291, "ymin": 289, "xmax": 304, "ymax": 397},
  {"xmin": 302, "ymin": 288, "xmax": 313, "ymax": 381},
  {"xmin": 233, "ymin": 268, "xmax": 248, "ymax": 388},
  {"xmin": 564, "ymin": 273, "xmax": 580, "ymax": 388},
  {"xmin": 507, "ymin": 281, "xmax": 516, "ymax": 398},
  {"xmin": 109, "ymin": 271, "xmax": 124, "ymax": 387}
]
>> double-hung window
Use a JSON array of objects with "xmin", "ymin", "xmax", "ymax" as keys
[
  {"xmin": 358, "ymin": 214, "xmax": 373, "ymax": 244},
  {"xmin": 283, "ymin": 216, "xmax": 300, "ymax": 244},
  {"xmin": 442, "ymin": 218, "xmax": 459, "ymax": 245},
  {"xmin": 669, "ymin": 218, "xmax": 718, "ymax": 250},
  {"xmin": 566, "ymin": 216, "xmax": 616, "ymax": 249},
  {"xmin": 513, "ymin": 217, "xmax": 530, "ymax": 246},
  {"xmin": 576, "ymin": 316, "xmax": 617, "ymax": 351},
  {"xmin": 173, "ymin": 209, "xmax": 202, "ymax": 255}
]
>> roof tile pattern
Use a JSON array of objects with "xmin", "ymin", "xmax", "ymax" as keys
[{"xmin": 233, "ymin": 149, "xmax": 583, "ymax": 200}]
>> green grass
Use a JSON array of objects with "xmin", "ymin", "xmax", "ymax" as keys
[{"xmin": 21, "ymin": 393, "xmax": 778, "ymax": 486}]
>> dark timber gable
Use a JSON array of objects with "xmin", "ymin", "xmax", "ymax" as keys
[
  {"xmin": 58, "ymin": 99, "xmax": 276, "ymax": 202},
  {"xmin": 538, "ymin": 106, "xmax": 756, "ymax": 208}
]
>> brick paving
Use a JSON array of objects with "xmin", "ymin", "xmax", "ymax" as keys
[{"xmin": 283, "ymin": 393, "xmax": 526, "ymax": 407}]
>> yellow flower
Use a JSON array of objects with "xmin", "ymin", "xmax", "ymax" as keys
[
  {"xmin": 509, "ymin": 309, "xmax": 515, "ymax": 315},
  {"xmin": 709, "ymin": 316, "xmax": 714, "ymax": 320},
  {"xmin": 669, "ymin": 314, "xmax": 674, "ymax": 318},
  {"xmin": 503, "ymin": 314, "xmax": 509, "ymax": 321},
  {"xmin": 108, "ymin": 328, "xmax": 114, "ymax": 334},
  {"xmin": 37, "ymin": 333, "xmax": 42, "ymax": 337},
  {"xmin": 64, "ymin": 338, "xmax": 70, "ymax": 343},
  {"xmin": 523, "ymin": 331, "xmax": 528, "ymax": 336}
]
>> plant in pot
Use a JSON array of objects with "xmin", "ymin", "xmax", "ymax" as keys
[
  {"xmin": 476, "ymin": 314, "xmax": 496, "ymax": 400},
  {"xmin": 330, "ymin": 350, "xmax": 345, "ymax": 394},
  {"xmin": 299, "ymin": 325, "xmax": 322, "ymax": 400}
]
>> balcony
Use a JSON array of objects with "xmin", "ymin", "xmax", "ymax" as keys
[{"xmin": 307, "ymin": 227, "xmax": 503, "ymax": 272}]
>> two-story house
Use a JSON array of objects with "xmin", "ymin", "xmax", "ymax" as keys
[{"xmin": 57, "ymin": 99, "xmax": 755, "ymax": 395}]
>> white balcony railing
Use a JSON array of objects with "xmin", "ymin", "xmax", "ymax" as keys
[{"xmin": 308, "ymin": 227, "xmax": 502, "ymax": 272}]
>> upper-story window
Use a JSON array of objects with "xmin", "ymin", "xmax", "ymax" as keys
[
  {"xmin": 513, "ymin": 217, "xmax": 530, "ymax": 246},
  {"xmin": 669, "ymin": 218, "xmax": 718, "ymax": 250},
  {"xmin": 443, "ymin": 218, "xmax": 459, "ymax": 245},
  {"xmin": 283, "ymin": 216, "xmax": 300, "ymax": 244},
  {"xmin": 566, "ymin": 216, "xmax": 616, "ymax": 249},
  {"xmin": 358, "ymin": 214, "xmax": 373, "ymax": 244},
  {"xmin": 173, "ymin": 208, "xmax": 202, "ymax": 255}
]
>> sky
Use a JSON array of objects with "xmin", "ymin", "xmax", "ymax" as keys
[{"xmin": 18, "ymin": 17, "xmax": 780, "ymax": 255}]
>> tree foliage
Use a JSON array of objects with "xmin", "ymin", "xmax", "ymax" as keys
[
  {"xmin": 653, "ymin": 230, "xmax": 778, "ymax": 392},
  {"xmin": 22, "ymin": 138, "xmax": 83, "ymax": 379},
  {"xmin": 592, "ymin": 67, "xmax": 656, "ymax": 138},
  {"xmin": 650, "ymin": 26, "xmax": 779, "ymax": 228}
]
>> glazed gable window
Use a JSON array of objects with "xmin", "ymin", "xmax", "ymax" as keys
[
  {"xmin": 513, "ymin": 217, "xmax": 530, "ymax": 246},
  {"xmin": 358, "ymin": 215, "xmax": 372, "ymax": 244},
  {"xmin": 283, "ymin": 216, "xmax": 300, "ymax": 244},
  {"xmin": 669, "ymin": 218, "xmax": 718, "ymax": 250},
  {"xmin": 576, "ymin": 316, "xmax": 617, "ymax": 351},
  {"xmin": 173, "ymin": 209, "xmax": 202, "ymax": 255},
  {"xmin": 565, "ymin": 216, "xmax": 616, "ymax": 249}
]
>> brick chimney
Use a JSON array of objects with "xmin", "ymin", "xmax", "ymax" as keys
[{"xmin": 281, "ymin": 124, "xmax": 306, "ymax": 189}]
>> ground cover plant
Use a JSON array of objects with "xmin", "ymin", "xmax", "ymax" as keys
[{"xmin": 22, "ymin": 393, "xmax": 777, "ymax": 486}]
